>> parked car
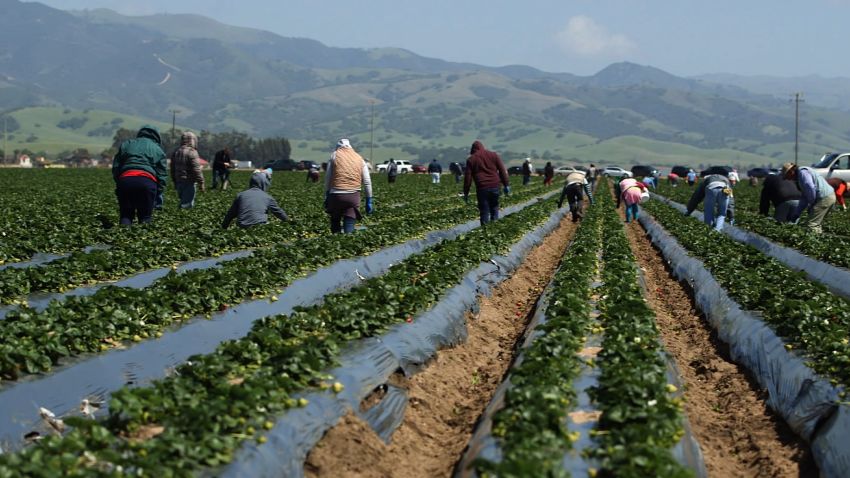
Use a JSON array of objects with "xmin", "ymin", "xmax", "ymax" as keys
[
  {"xmin": 508, "ymin": 166, "xmax": 524, "ymax": 175},
  {"xmin": 631, "ymin": 165, "xmax": 658, "ymax": 178},
  {"xmin": 376, "ymin": 160, "xmax": 413, "ymax": 173},
  {"xmin": 412, "ymin": 164, "xmax": 428, "ymax": 173},
  {"xmin": 554, "ymin": 165, "xmax": 590, "ymax": 176},
  {"xmin": 265, "ymin": 159, "xmax": 299, "ymax": 171},
  {"xmin": 602, "ymin": 166, "xmax": 632, "ymax": 178},
  {"xmin": 670, "ymin": 165, "xmax": 690, "ymax": 177},
  {"xmin": 810, "ymin": 152, "xmax": 850, "ymax": 182},
  {"xmin": 699, "ymin": 165, "xmax": 733, "ymax": 177},
  {"xmin": 746, "ymin": 167, "xmax": 771, "ymax": 178}
]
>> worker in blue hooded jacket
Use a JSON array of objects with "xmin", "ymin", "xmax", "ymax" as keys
[
  {"xmin": 111, "ymin": 125, "xmax": 167, "ymax": 225},
  {"xmin": 222, "ymin": 170, "xmax": 290, "ymax": 228}
]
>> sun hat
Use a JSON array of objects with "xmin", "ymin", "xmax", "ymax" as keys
[{"xmin": 781, "ymin": 162, "xmax": 797, "ymax": 178}]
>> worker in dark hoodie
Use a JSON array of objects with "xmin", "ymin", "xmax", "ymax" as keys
[
  {"xmin": 463, "ymin": 140, "xmax": 510, "ymax": 225},
  {"xmin": 222, "ymin": 170, "xmax": 290, "ymax": 228},
  {"xmin": 111, "ymin": 125, "xmax": 167, "ymax": 225}
]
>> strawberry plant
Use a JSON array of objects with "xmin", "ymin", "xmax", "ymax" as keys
[{"xmin": 0, "ymin": 195, "xmax": 559, "ymax": 476}]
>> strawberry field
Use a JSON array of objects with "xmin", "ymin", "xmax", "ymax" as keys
[{"xmin": 0, "ymin": 169, "xmax": 848, "ymax": 477}]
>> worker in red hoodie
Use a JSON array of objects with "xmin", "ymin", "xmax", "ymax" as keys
[
  {"xmin": 828, "ymin": 177, "xmax": 848, "ymax": 211},
  {"xmin": 463, "ymin": 140, "xmax": 510, "ymax": 225}
]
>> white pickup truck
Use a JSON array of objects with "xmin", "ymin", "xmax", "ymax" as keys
[{"xmin": 810, "ymin": 152, "xmax": 850, "ymax": 182}]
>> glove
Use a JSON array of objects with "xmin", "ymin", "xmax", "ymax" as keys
[
  {"xmin": 503, "ymin": 186, "xmax": 511, "ymax": 196},
  {"xmin": 365, "ymin": 197, "xmax": 374, "ymax": 214},
  {"xmin": 463, "ymin": 194, "xmax": 469, "ymax": 204},
  {"xmin": 684, "ymin": 210, "xmax": 691, "ymax": 217}
]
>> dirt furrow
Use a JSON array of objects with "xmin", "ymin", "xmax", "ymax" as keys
[
  {"xmin": 304, "ymin": 214, "xmax": 578, "ymax": 478},
  {"xmin": 622, "ymin": 218, "xmax": 815, "ymax": 477}
]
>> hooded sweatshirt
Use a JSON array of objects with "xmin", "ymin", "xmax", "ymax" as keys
[
  {"xmin": 222, "ymin": 172, "xmax": 289, "ymax": 228},
  {"xmin": 463, "ymin": 141, "xmax": 509, "ymax": 196},
  {"xmin": 112, "ymin": 125, "xmax": 167, "ymax": 186},
  {"xmin": 170, "ymin": 131, "xmax": 204, "ymax": 186}
]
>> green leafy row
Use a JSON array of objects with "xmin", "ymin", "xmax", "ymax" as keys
[
  {"xmin": 642, "ymin": 199, "xmax": 850, "ymax": 391},
  {"xmin": 0, "ymin": 171, "xmax": 504, "ymax": 300},
  {"xmin": 654, "ymin": 182, "xmax": 850, "ymax": 269},
  {"xmin": 474, "ymin": 190, "xmax": 600, "ymax": 478},
  {"xmin": 0, "ymin": 196, "xmax": 559, "ymax": 477},
  {"xmin": 0, "ymin": 183, "xmax": 549, "ymax": 381},
  {"xmin": 588, "ymin": 185, "xmax": 691, "ymax": 478}
]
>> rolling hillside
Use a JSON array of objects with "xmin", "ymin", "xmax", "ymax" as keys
[{"xmin": 1, "ymin": 0, "xmax": 849, "ymax": 169}]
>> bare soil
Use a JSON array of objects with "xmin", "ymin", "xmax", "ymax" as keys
[
  {"xmin": 622, "ymin": 217, "xmax": 817, "ymax": 477},
  {"xmin": 304, "ymin": 215, "xmax": 578, "ymax": 478}
]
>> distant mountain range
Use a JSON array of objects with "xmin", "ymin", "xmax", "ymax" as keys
[{"xmin": 1, "ymin": 0, "xmax": 849, "ymax": 167}]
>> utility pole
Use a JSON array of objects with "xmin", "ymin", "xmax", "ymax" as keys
[
  {"xmin": 792, "ymin": 92, "xmax": 804, "ymax": 165},
  {"xmin": 369, "ymin": 100, "xmax": 375, "ymax": 165},
  {"xmin": 2, "ymin": 115, "xmax": 6, "ymax": 165}
]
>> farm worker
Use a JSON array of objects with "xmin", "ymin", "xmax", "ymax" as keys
[
  {"xmin": 728, "ymin": 169, "xmax": 740, "ymax": 186},
  {"xmin": 685, "ymin": 173, "xmax": 733, "ymax": 231},
  {"xmin": 588, "ymin": 163, "xmax": 598, "ymax": 188},
  {"xmin": 428, "ymin": 159, "xmax": 442, "ymax": 184},
  {"xmin": 387, "ymin": 158, "xmax": 398, "ymax": 184},
  {"xmin": 827, "ymin": 177, "xmax": 847, "ymax": 211},
  {"xmin": 222, "ymin": 171, "xmax": 290, "ymax": 228},
  {"xmin": 783, "ymin": 163, "xmax": 836, "ymax": 233},
  {"xmin": 522, "ymin": 158, "xmax": 533, "ymax": 186},
  {"xmin": 618, "ymin": 177, "xmax": 647, "ymax": 223},
  {"xmin": 759, "ymin": 173, "xmax": 801, "ymax": 222},
  {"xmin": 170, "ymin": 131, "xmax": 205, "ymax": 208},
  {"xmin": 463, "ymin": 140, "xmax": 510, "ymax": 226},
  {"xmin": 111, "ymin": 125, "xmax": 167, "ymax": 225},
  {"xmin": 687, "ymin": 169, "xmax": 697, "ymax": 186},
  {"xmin": 668, "ymin": 172, "xmax": 679, "ymax": 187},
  {"xmin": 324, "ymin": 138, "xmax": 373, "ymax": 234},
  {"xmin": 306, "ymin": 164, "xmax": 320, "ymax": 183},
  {"xmin": 211, "ymin": 147, "xmax": 233, "ymax": 191},
  {"xmin": 558, "ymin": 169, "xmax": 594, "ymax": 222},
  {"xmin": 543, "ymin": 162, "xmax": 555, "ymax": 186},
  {"xmin": 449, "ymin": 162, "xmax": 463, "ymax": 183},
  {"xmin": 642, "ymin": 175, "xmax": 656, "ymax": 190}
]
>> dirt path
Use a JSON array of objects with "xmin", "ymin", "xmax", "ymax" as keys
[
  {"xmin": 304, "ymin": 215, "xmax": 578, "ymax": 478},
  {"xmin": 622, "ymin": 217, "xmax": 816, "ymax": 477}
]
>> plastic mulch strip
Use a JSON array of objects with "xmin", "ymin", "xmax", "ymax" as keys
[
  {"xmin": 639, "ymin": 209, "xmax": 850, "ymax": 478},
  {"xmin": 0, "ymin": 194, "xmax": 556, "ymax": 450},
  {"xmin": 215, "ymin": 204, "xmax": 571, "ymax": 478}
]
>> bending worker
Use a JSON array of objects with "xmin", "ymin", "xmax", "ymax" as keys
[
  {"xmin": 782, "ymin": 162, "xmax": 836, "ymax": 233},
  {"xmin": 222, "ymin": 171, "xmax": 289, "ymax": 228},
  {"xmin": 685, "ymin": 172, "xmax": 733, "ymax": 231},
  {"xmin": 557, "ymin": 168, "xmax": 594, "ymax": 222}
]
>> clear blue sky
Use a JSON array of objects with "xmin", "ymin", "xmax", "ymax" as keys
[{"xmin": 34, "ymin": 0, "xmax": 850, "ymax": 78}]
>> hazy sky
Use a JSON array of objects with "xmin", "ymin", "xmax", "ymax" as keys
[{"xmin": 34, "ymin": 0, "xmax": 850, "ymax": 78}]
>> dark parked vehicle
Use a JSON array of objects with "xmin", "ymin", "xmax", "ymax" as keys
[
  {"xmin": 631, "ymin": 165, "xmax": 658, "ymax": 177},
  {"xmin": 671, "ymin": 165, "xmax": 690, "ymax": 177},
  {"xmin": 700, "ymin": 165, "xmax": 733, "ymax": 177},
  {"xmin": 746, "ymin": 167, "xmax": 771, "ymax": 178},
  {"xmin": 508, "ymin": 166, "xmax": 524, "ymax": 175},
  {"xmin": 265, "ymin": 159, "xmax": 299, "ymax": 171}
]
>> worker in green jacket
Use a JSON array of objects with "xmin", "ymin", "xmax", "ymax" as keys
[{"xmin": 111, "ymin": 125, "xmax": 168, "ymax": 225}]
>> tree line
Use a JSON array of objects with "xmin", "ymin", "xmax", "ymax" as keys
[{"xmin": 109, "ymin": 128, "xmax": 291, "ymax": 166}]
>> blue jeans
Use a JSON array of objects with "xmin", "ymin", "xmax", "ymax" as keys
[
  {"xmin": 212, "ymin": 169, "xmax": 230, "ymax": 190},
  {"xmin": 704, "ymin": 187, "xmax": 730, "ymax": 231},
  {"xmin": 476, "ymin": 188, "xmax": 501, "ymax": 225},
  {"xmin": 625, "ymin": 203, "xmax": 639, "ymax": 222},
  {"xmin": 176, "ymin": 181, "xmax": 197, "ymax": 208}
]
